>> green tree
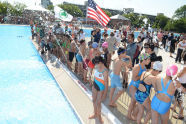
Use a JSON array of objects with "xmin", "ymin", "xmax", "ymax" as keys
[
  {"xmin": 0, "ymin": 2, "xmax": 26, "ymax": 16},
  {"xmin": 11, "ymin": 2, "xmax": 26, "ymax": 16},
  {"xmin": 58, "ymin": 4, "xmax": 83, "ymax": 17},
  {"xmin": 152, "ymin": 14, "xmax": 169, "ymax": 29},
  {"xmin": 123, "ymin": 13, "xmax": 145, "ymax": 28},
  {"xmin": 102, "ymin": 9, "xmax": 112, "ymax": 17},
  {"xmin": 173, "ymin": 5, "xmax": 186, "ymax": 19},
  {"xmin": 0, "ymin": 1, "xmax": 11, "ymax": 15},
  {"xmin": 173, "ymin": 18, "xmax": 186, "ymax": 33},
  {"xmin": 47, "ymin": 4, "xmax": 54, "ymax": 11}
]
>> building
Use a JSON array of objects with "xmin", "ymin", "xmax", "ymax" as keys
[{"xmin": 41, "ymin": 0, "xmax": 53, "ymax": 8}]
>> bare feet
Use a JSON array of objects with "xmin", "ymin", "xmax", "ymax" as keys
[
  {"xmin": 89, "ymin": 114, "xmax": 97, "ymax": 119},
  {"xmin": 127, "ymin": 114, "xmax": 136, "ymax": 121},
  {"xmin": 98, "ymin": 115, "xmax": 104, "ymax": 124},
  {"xmin": 109, "ymin": 102, "xmax": 117, "ymax": 108}
]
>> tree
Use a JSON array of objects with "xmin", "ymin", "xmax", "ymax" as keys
[
  {"xmin": 123, "ymin": 13, "xmax": 145, "ymax": 28},
  {"xmin": 11, "ymin": 2, "xmax": 26, "ymax": 16},
  {"xmin": 173, "ymin": 18, "xmax": 186, "ymax": 33},
  {"xmin": 102, "ymin": 9, "xmax": 112, "ymax": 17},
  {"xmin": 165, "ymin": 18, "xmax": 186, "ymax": 33},
  {"xmin": 173, "ymin": 5, "xmax": 186, "ymax": 19},
  {"xmin": 0, "ymin": 1, "xmax": 11, "ymax": 15},
  {"xmin": 58, "ymin": 4, "xmax": 83, "ymax": 17},
  {"xmin": 47, "ymin": 4, "xmax": 54, "ymax": 11},
  {"xmin": 0, "ymin": 2, "xmax": 26, "ymax": 16},
  {"xmin": 152, "ymin": 14, "xmax": 169, "ymax": 29}
]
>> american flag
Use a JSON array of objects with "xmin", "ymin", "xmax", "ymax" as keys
[{"xmin": 87, "ymin": 0, "xmax": 110, "ymax": 27}]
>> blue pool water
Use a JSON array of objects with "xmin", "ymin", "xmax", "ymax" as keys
[{"xmin": 0, "ymin": 25, "xmax": 81, "ymax": 124}]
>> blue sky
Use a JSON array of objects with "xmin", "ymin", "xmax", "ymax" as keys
[{"xmin": 2, "ymin": 0, "xmax": 186, "ymax": 17}]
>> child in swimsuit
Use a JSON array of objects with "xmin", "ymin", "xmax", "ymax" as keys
[
  {"xmin": 88, "ymin": 42, "xmax": 101, "ymax": 83},
  {"xmin": 135, "ymin": 61, "xmax": 162, "ymax": 124},
  {"xmin": 68, "ymin": 38, "xmax": 76, "ymax": 70},
  {"xmin": 83, "ymin": 41, "xmax": 92, "ymax": 82},
  {"xmin": 141, "ymin": 64, "xmax": 185, "ymax": 124},
  {"xmin": 101, "ymin": 42, "xmax": 111, "ymax": 69},
  {"xmin": 127, "ymin": 53, "xmax": 150, "ymax": 120},
  {"xmin": 76, "ymin": 40, "xmax": 86, "ymax": 79},
  {"xmin": 109, "ymin": 47, "xmax": 131, "ymax": 107},
  {"xmin": 89, "ymin": 56, "xmax": 108, "ymax": 124}
]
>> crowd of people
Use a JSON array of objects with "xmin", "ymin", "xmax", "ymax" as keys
[{"xmin": 29, "ymin": 12, "xmax": 186, "ymax": 124}]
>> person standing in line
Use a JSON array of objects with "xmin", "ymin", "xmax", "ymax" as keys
[
  {"xmin": 109, "ymin": 48, "xmax": 131, "ymax": 107},
  {"xmin": 89, "ymin": 56, "xmax": 108, "ymax": 124},
  {"xmin": 78, "ymin": 29, "xmax": 85, "ymax": 41},
  {"xmin": 106, "ymin": 32, "xmax": 117, "ymax": 62},
  {"xmin": 162, "ymin": 32, "xmax": 169, "ymax": 49},
  {"xmin": 126, "ymin": 33, "xmax": 137, "ymax": 67},
  {"xmin": 172, "ymin": 66, "xmax": 186, "ymax": 120},
  {"xmin": 141, "ymin": 64, "xmax": 185, "ymax": 124},
  {"xmin": 133, "ymin": 36, "xmax": 143, "ymax": 65},
  {"xmin": 135, "ymin": 61, "xmax": 163, "ymax": 124},
  {"xmin": 127, "ymin": 53, "xmax": 150, "ymax": 120},
  {"xmin": 169, "ymin": 33, "xmax": 177, "ymax": 57},
  {"xmin": 175, "ymin": 39, "xmax": 186, "ymax": 63},
  {"xmin": 94, "ymin": 28, "xmax": 101, "ymax": 44}
]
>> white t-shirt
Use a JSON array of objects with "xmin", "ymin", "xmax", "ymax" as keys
[
  {"xmin": 178, "ymin": 41, "xmax": 186, "ymax": 50},
  {"xmin": 78, "ymin": 33, "xmax": 85, "ymax": 41},
  {"xmin": 177, "ymin": 66, "xmax": 186, "ymax": 84}
]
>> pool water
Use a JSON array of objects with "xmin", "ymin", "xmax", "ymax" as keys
[{"xmin": 0, "ymin": 25, "xmax": 81, "ymax": 124}]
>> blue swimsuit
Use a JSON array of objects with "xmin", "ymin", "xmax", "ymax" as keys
[
  {"xmin": 151, "ymin": 78, "xmax": 173, "ymax": 115},
  {"xmin": 135, "ymin": 73, "xmax": 152, "ymax": 104},
  {"xmin": 129, "ymin": 64, "xmax": 146, "ymax": 88}
]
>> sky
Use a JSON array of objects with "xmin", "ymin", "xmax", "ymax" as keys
[{"xmin": 1, "ymin": 0, "xmax": 186, "ymax": 17}]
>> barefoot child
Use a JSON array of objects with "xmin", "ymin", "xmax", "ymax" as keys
[
  {"xmin": 88, "ymin": 42, "xmax": 101, "ymax": 82},
  {"xmin": 83, "ymin": 42, "xmax": 92, "ymax": 82},
  {"xmin": 109, "ymin": 47, "xmax": 131, "ymax": 107},
  {"xmin": 89, "ymin": 56, "xmax": 108, "ymax": 124},
  {"xmin": 68, "ymin": 37, "xmax": 77, "ymax": 70},
  {"xmin": 76, "ymin": 40, "xmax": 86, "ymax": 78},
  {"xmin": 127, "ymin": 53, "xmax": 150, "ymax": 120},
  {"xmin": 141, "ymin": 64, "xmax": 185, "ymax": 124},
  {"xmin": 101, "ymin": 42, "xmax": 111, "ymax": 69},
  {"xmin": 135, "ymin": 61, "xmax": 162, "ymax": 124}
]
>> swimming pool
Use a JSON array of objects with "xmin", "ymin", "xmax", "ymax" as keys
[{"xmin": 0, "ymin": 25, "xmax": 81, "ymax": 124}]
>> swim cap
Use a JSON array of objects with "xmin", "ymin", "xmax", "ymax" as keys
[
  {"xmin": 102, "ymin": 42, "xmax": 108, "ymax": 48},
  {"xmin": 166, "ymin": 64, "xmax": 178, "ymax": 76},
  {"xmin": 117, "ymin": 48, "xmax": 126, "ymax": 55},
  {"xmin": 153, "ymin": 61, "xmax": 163, "ymax": 72},
  {"xmin": 138, "ymin": 53, "xmax": 150, "ymax": 61},
  {"xmin": 92, "ymin": 42, "xmax": 98, "ymax": 48}
]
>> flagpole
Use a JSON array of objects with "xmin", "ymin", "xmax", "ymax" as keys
[{"xmin": 86, "ymin": 1, "xmax": 88, "ymax": 26}]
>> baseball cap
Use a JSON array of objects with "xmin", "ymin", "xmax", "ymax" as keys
[
  {"xmin": 92, "ymin": 42, "xmax": 98, "ymax": 48},
  {"xmin": 153, "ymin": 61, "xmax": 163, "ymax": 72}
]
